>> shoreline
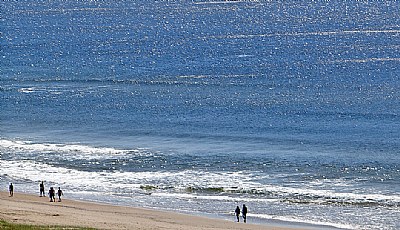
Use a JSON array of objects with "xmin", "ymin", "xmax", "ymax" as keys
[{"xmin": 0, "ymin": 191, "xmax": 311, "ymax": 230}]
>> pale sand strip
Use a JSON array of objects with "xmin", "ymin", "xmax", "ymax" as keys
[{"xmin": 0, "ymin": 191, "xmax": 306, "ymax": 230}]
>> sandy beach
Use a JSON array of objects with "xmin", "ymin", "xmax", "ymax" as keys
[{"xmin": 0, "ymin": 191, "xmax": 307, "ymax": 230}]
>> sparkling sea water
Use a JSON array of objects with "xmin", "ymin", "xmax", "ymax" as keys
[{"xmin": 1, "ymin": 1, "xmax": 400, "ymax": 229}]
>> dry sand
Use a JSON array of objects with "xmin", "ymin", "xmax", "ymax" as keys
[{"xmin": 0, "ymin": 191, "xmax": 307, "ymax": 230}]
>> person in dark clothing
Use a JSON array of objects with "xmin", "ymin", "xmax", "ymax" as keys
[
  {"xmin": 9, "ymin": 183, "xmax": 14, "ymax": 197},
  {"xmin": 49, "ymin": 187, "xmax": 55, "ymax": 202},
  {"xmin": 57, "ymin": 187, "xmax": 63, "ymax": 202},
  {"xmin": 40, "ymin": 181, "xmax": 45, "ymax": 197},
  {"xmin": 242, "ymin": 204, "xmax": 248, "ymax": 223},
  {"xmin": 235, "ymin": 206, "xmax": 241, "ymax": 222}
]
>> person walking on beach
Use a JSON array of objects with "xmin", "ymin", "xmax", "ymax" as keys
[
  {"xmin": 49, "ymin": 187, "xmax": 55, "ymax": 202},
  {"xmin": 235, "ymin": 206, "xmax": 240, "ymax": 222},
  {"xmin": 242, "ymin": 204, "xmax": 247, "ymax": 223},
  {"xmin": 57, "ymin": 187, "xmax": 63, "ymax": 202},
  {"xmin": 9, "ymin": 183, "xmax": 14, "ymax": 197},
  {"xmin": 40, "ymin": 181, "xmax": 45, "ymax": 197}
]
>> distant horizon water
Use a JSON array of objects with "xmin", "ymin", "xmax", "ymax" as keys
[{"xmin": 1, "ymin": 1, "xmax": 400, "ymax": 229}]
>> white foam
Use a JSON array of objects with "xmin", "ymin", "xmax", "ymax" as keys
[
  {"xmin": 0, "ymin": 159, "xmax": 111, "ymax": 189},
  {"xmin": 2, "ymin": 139, "xmax": 399, "ymax": 207},
  {"xmin": 18, "ymin": 87, "xmax": 37, "ymax": 93},
  {"xmin": 251, "ymin": 213, "xmax": 359, "ymax": 230},
  {"xmin": 0, "ymin": 139, "xmax": 143, "ymax": 160},
  {"xmin": 247, "ymin": 183, "xmax": 400, "ymax": 206},
  {"xmin": 152, "ymin": 191, "xmax": 272, "ymax": 203}
]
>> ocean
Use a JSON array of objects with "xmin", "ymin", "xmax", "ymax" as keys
[{"xmin": 1, "ymin": 1, "xmax": 400, "ymax": 229}]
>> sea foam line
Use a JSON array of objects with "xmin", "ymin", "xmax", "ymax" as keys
[
  {"xmin": 202, "ymin": 29, "xmax": 400, "ymax": 40},
  {"xmin": 251, "ymin": 213, "xmax": 358, "ymax": 230},
  {"xmin": 194, "ymin": 0, "xmax": 259, "ymax": 5},
  {"xmin": 325, "ymin": 57, "xmax": 400, "ymax": 64}
]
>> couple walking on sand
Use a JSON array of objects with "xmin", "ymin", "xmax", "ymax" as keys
[
  {"xmin": 48, "ymin": 186, "xmax": 63, "ymax": 202},
  {"xmin": 235, "ymin": 204, "xmax": 247, "ymax": 223}
]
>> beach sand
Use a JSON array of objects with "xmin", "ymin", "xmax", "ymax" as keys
[{"xmin": 0, "ymin": 191, "xmax": 308, "ymax": 230}]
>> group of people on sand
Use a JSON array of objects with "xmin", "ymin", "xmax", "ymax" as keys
[
  {"xmin": 10, "ymin": 181, "xmax": 250, "ymax": 222},
  {"xmin": 8, "ymin": 181, "xmax": 63, "ymax": 202},
  {"xmin": 235, "ymin": 204, "xmax": 248, "ymax": 223},
  {"xmin": 40, "ymin": 181, "xmax": 63, "ymax": 202}
]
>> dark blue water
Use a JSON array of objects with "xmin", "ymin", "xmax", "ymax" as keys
[{"xmin": 1, "ymin": 1, "xmax": 400, "ymax": 229}]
